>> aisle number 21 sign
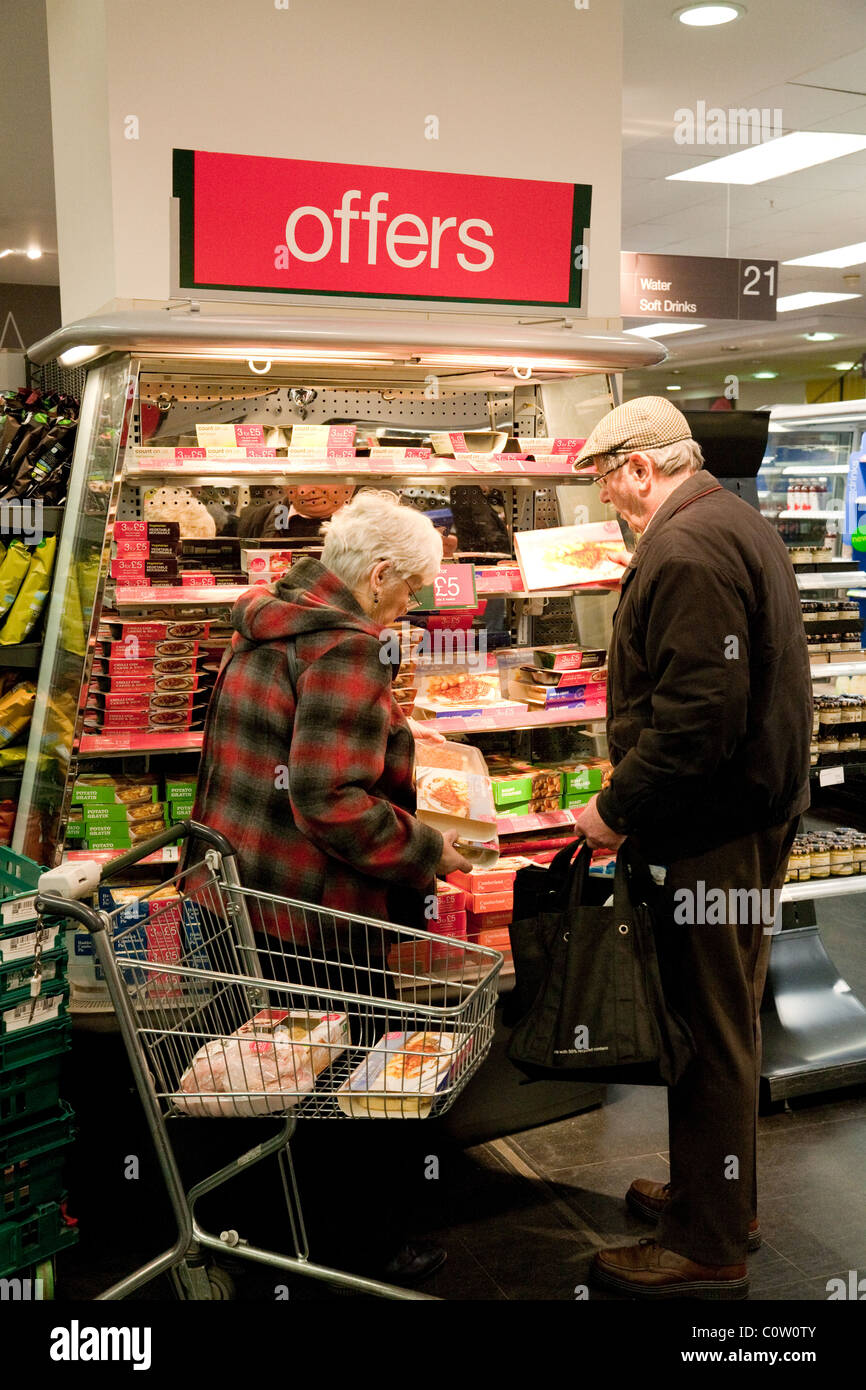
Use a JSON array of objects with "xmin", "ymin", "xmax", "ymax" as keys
[{"xmin": 416, "ymin": 565, "xmax": 478, "ymax": 610}]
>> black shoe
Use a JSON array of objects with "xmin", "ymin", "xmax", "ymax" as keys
[{"xmin": 381, "ymin": 1241, "xmax": 447, "ymax": 1284}]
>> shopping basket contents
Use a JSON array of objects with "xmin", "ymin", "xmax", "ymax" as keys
[
  {"xmin": 33, "ymin": 819, "xmax": 502, "ymax": 1300},
  {"xmin": 175, "ymin": 1008, "xmax": 348, "ymax": 1116}
]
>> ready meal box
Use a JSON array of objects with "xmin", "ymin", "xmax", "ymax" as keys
[
  {"xmin": 415, "ymin": 740, "xmax": 499, "ymax": 867},
  {"xmin": 514, "ymin": 520, "xmax": 629, "ymax": 591},
  {"xmin": 336, "ymin": 1030, "xmax": 470, "ymax": 1118}
]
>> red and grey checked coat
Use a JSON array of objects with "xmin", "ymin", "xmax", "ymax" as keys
[{"xmin": 189, "ymin": 558, "xmax": 443, "ymax": 938}]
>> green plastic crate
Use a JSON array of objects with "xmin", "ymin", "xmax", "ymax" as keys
[
  {"xmin": 0, "ymin": 1049, "xmax": 66, "ymax": 1130},
  {"xmin": 0, "ymin": 981, "xmax": 69, "ymax": 1039},
  {"xmin": 0, "ymin": 947, "xmax": 68, "ymax": 1001},
  {"xmin": 0, "ymin": 1198, "xmax": 78, "ymax": 1279},
  {"xmin": 0, "ymin": 847, "xmax": 42, "ymax": 902},
  {"xmin": 1, "ymin": 1104, "xmax": 75, "ymax": 1219},
  {"xmin": 0, "ymin": 1016, "xmax": 72, "ymax": 1075}
]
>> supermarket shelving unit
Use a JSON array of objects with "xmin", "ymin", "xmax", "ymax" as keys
[
  {"xmin": 14, "ymin": 311, "xmax": 665, "ymax": 1135},
  {"xmin": 757, "ymin": 402, "xmax": 866, "ymax": 1104}
]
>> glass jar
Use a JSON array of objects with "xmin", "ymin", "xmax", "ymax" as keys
[
  {"xmin": 810, "ymin": 840, "xmax": 831, "ymax": 879},
  {"xmin": 788, "ymin": 846, "xmax": 810, "ymax": 881},
  {"xmin": 830, "ymin": 842, "xmax": 854, "ymax": 876}
]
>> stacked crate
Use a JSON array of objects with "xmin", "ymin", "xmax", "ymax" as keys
[{"xmin": 0, "ymin": 848, "xmax": 77, "ymax": 1284}]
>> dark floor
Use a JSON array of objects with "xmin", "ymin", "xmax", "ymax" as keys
[{"xmin": 51, "ymin": 892, "xmax": 866, "ymax": 1302}]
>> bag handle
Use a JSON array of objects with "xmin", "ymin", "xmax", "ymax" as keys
[{"xmin": 612, "ymin": 839, "xmax": 659, "ymax": 921}]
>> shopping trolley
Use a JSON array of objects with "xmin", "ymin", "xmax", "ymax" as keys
[{"xmin": 34, "ymin": 821, "xmax": 503, "ymax": 1301}]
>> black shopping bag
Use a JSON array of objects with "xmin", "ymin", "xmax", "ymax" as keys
[{"xmin": 506, "ymin": 839, "xmax": 694, "ymax": 1086}]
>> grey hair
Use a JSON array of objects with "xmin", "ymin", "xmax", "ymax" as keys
[
  {"xmin": 320, "ymin": 489, "xmax": 443, "ymax": 590},
  {"xmin": 598, "ymin": 438, "xmax": 703, "ymax": 479}
]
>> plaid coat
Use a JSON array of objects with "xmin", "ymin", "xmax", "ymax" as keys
[{"xmin": 189, "ymin": 558, "xmax": 443, "ymax": 939}]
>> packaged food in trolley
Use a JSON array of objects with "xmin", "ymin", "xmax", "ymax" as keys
[
  {"xmin": 336, "ymin": 1030, "xmax": 470, "ymax": 1118},
  {"xmin": 415, "ymin": 740, "xmax": 499, "ymax": 867},
  {"xmin": 173, "ymin": 1007, "xmax": 349, "ymax": 1117}
]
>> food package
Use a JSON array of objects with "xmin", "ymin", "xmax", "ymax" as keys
[
  {"xmin": 0, "ymin": 541, "xmax": 32, "ymax": 621},
  {"xmin": 0, "ymin": 681, "xmax": 36, "ymax": 747},
  {"xmin": 414, "ymin": 666, "xmax": 502, "ymax": 712},
  {"xmin": 415, "ymin": 740, "xmax": 499, "ymax": 865},
  {"xmin": 174, "ymin": 1009, "xmax": 348, "ymax": 1117},
  {"xmin": 532, "ymin": 645, "xmax": 607, "ymax": 672},
  {"xmin": 0, "ymin": 798, "xmax": 16, "ymax": 847},
  {"xmin": 336, "ymin": 1030, "xmax": 468, "ymax": 1117},
  {"xmin": 71, "ymin": 774, "xmax": 159, "ymax": 806},
  {"xmin": 0, "ymin": 745, "xmax": 27, "ymax": 769},
  {"xmin": 143, "ymin": 487, "xmax": 217, "ymax": 539},
  {"xmin": 0, "ymin": 535, "xmax": 57, "ymax": 644},
  {"xmin": 514, "ymin": 521, "xmax": 629, "ymax": 590}
]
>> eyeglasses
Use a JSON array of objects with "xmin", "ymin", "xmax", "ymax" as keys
[
  {"xmin": 592, "ymin": 457, "xmax": 630, "ymax": 488},
  {"xmin": 404, "ymin": 581, "xmax": 424, "ymax": 612}
]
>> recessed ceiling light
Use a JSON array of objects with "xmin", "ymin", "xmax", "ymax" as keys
[
  {"xmin": 753, "ymin": 371, "xmax": 778, "ymax": 379},
  {"xmin": 783, "ymin": 241, "xmax": 866, "ymax": 269},
  {"xmin": 776, "ymin": 291, "xmax": 860, "ymax": 312},
  {"xmin": 667, "ymin": 132, "xmax": 866, "ymax": 185},
  {"xmin": 675, "ymin": 3, "xmax": 744, "ymax": 24},
  {"xmin": 829, "ymin": 361, "xmax": 855, "ymax": 371},
  {"xmin": 666, "ymin": 384, "xmax": 683, "ymax": 390},
  {"xmin": 624, "ymin": 321, "xmax": 706, "ymax": 338},
  {"xmin": 802, "ymin": 332, "xmax": 839, "ymax": 342}
]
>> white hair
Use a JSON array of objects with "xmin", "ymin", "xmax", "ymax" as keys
[
  {"xmin": 602, "ymin": 438, "xmax": 704, "ymax": 477},
  {"xmin": 321, "ymin": 489, "xmax": 443, "ymax": 590}
]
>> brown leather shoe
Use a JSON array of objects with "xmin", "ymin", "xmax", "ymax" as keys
[
  {"xmin": 626, "ymin": 1178, "xmax": 762, "ymax": 1252},
  {"xmin": 592, "ymin": 1238, "xmax": 749, "ymax": 1300}
]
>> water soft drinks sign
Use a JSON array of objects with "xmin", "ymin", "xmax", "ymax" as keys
[{"xmin": 173, "ymin": 148, "xmax": 591, "ymax": 311}]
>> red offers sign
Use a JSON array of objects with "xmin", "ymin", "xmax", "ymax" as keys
[{"xmin": 173, "ymin": 149, "xmax": 591, "ymax": 310}]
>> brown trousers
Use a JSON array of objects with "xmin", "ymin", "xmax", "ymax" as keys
[{"xmin": 653, "ymin": 818, "xmax": 798, "ymax": 1266}]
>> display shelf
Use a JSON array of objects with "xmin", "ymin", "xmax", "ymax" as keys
[
  {"xmin": 810, "ymin": 660, "xmax": 866, "ymax": 678},
  {"xmin": 78, "ymin": 732, "xmax": 204, "ymax": 756},
  {"xmin": 62, "ymin": 846, "xmax": 180, "ymax": 866},
  {"xmin": 779, "ymin": 510, "xmax": 844, "ymax": 521},
  {"xmin": 796, "ymin": 573, "xmax": 863, "ymax": 590},
  {"xmin": 426, "ymin": 701, "xmax": 607, "ymax": 735},
  {"xmin": 124, "ymin": 464, "xmax": 590, "ymax": 487},
  {"xmin": 781, "ymin": 874, "xmax": 866, "ymax": 902},
  {"xmin": 0, "ymin": 643, "xmax": 43, "ymax": 669},
  {"xmin": 761, "ymin": 464, "xmax": 850, "ymax": 477},
  {"xmin": 113, "ymin": 584, "xmax": 249, "ymax": 607},
  {"xmin": 496, "ymin": 808, "xmax": 581, "ymax": 835},
  {"xmin": 0, "ymin": 774, "xmax": 23, "ymax": 800}
]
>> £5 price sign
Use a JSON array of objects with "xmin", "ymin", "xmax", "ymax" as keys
[{"xmin": 416, "ymin": 564, "xmax": 478, "ymax": 611}]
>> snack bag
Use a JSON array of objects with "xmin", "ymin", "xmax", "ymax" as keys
[
  {"xmin": 0, "ymin": 681, "xmax": 36, "ymax": 747},
  {"xmin": 0, "ymin": 745, "xmax": 27, "ymax": 769},
  {"xmin": 59, "ymin": 559, "xmax": 86, "ymax": 657},
  {"xmin": 0, "ymin": 535, "xmax": 57, "ymax": 644},
  {"xmin": 0, "ymin": 541, "xmax": 32, "ymax": 621}
]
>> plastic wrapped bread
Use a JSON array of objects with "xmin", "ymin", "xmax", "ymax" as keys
[{"xmin": 174, "ymin": 1009, "xmax": 347, "ymax": 1116}]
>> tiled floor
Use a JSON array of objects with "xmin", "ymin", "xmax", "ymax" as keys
[{"xmin": 55, "ymin": 896, "xmax": 866, "ymax": 1302}]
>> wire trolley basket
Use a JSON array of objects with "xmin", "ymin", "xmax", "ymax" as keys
[{"xmin": 34, "ymin": 820, "xmax": 503, "ymax": 1300}]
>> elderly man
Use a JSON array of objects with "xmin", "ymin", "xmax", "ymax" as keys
[{"xmin": 574, "ymin": 397, "xmax": 811, "ymax": 1299}]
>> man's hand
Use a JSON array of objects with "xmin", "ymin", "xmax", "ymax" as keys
[
  {"xmin": 406, "ymin": 716, "xmax": 446, "ymax": 743},
  {"xmin": 575, "ymin": 794, "xmax": 627, "ymax": 852}
]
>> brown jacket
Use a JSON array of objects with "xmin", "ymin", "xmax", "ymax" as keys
[{"xmin": 596, "ymin": 470, "xmax": 811, "ymax": 861}]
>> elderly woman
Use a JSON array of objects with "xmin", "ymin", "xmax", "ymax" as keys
[
  {"xmin": 193, "ymin": 489, "xmax": 470, "ymax": 930},
  {"xmin": 191, "ymin": 491, "xmax": 469, "ymax": 1284}
]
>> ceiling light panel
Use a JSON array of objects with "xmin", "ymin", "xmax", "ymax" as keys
[{"xmin": 667, "ymin": 132, "xmax": 866, "ymax": 185}]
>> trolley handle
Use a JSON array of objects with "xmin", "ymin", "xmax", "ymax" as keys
[
  {"xmin": 34, "ymin": 894, "xmax": 106, "ymax": 934},
  {"xmin": 100, "ymin": 818, "xmax": 238, "ymax": 880}
]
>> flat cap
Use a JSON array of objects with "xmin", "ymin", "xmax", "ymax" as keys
[{"xmin": 574, "ymin": 395, "xmax": 693, "ymax": 468}]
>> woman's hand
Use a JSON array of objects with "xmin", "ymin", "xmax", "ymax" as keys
[
  {"xmin": 436, "ymin": 828, "xmax": 473, "ymax": 876},
  {"xmin": 407, "ymin": 716, "xmax": 446, "ymax": 744}
]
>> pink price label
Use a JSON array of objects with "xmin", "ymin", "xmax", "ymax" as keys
[
  {"xmin": 328, "ymin": 426, "xmax": 356, "ymax": 446},
  {"xmin": 552, "ymin": 438, "xmax": 585, "ymax": 453},
  {"xmin": 234, "ymin": 424, "xmax": 265, "ymax": 445},
  {"xmin": 176, "ymin": 448, "xmax": 207, "ymax": 459},
  {"xmin": 423, "ymin": 564, "xmax": 477, "ymax": 609}
]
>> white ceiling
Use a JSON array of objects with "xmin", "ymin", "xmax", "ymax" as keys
[
  {"xmin": 622, "ymin": 0, "xmax": 866, "ymax": 392},
  {"xmin": 0, "ymin": 0, "xmax": 58, "ymax": 285},
  {"xmin": 3, "ymin": 0, "xmax": 866, "ymax": 394}
]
